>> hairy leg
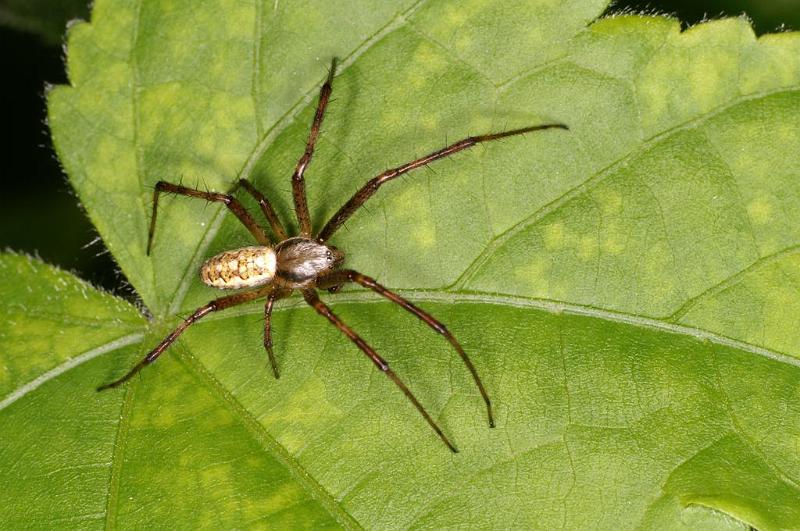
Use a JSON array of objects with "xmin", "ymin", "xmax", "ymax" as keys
[
  {"xmin": 292, "ymin": 58, "xmax": 337, "ymax": 236},
  {"xmin": 320, "ymin": 269, "xmax": 494, "ymax": 427},
  {"xmin": 97, "ymin": 287, "xmax": 272, "ymax": 390},
  {"xmin": 317, "ymin": 123, "xmax": 568, "ymax": 241},
  {"xmin": 302, "ymin": 288, "xmax": 458, "ymax": 452},
  {"xmin": 148, "ymin": 181, "xmax": 269, "ymax": 254},
  {"xmin": 263, "ymin": 289, "xmax": 291, "ymax": 378},
  {"xmin": 230, "ymin": 179, "xmax": 288, "ymax": 241}
]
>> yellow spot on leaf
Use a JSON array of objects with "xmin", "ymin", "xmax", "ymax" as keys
[
  {"xmin": 261, "ymin": 377, "xmax": 342, "ymax": 454},
  {"xmin": 578, "ymin": 235, "xmax": 597, "ymax": 261},
  {"xmin": 245, "ymin": 483, "xmax": 304, "ymax": 516},
  {"xmin": 444, "ymin": 6, "xmax": 468, "ymax": 26},
  {"xmin": 603, "ymin": 233, "xmax": 626, "ymax": 254},
  {"xmin": 514, "ymin": 258, "xmax": 549, "ymax": 292},
  {"xmin": 412, "ymin": 42, "xmax": 447, "ymax": 72},
  {"xmin": 151, "ymin": 405, "xmax": 177, "ymax": 429},
  {"xmin": 747, "ymin": 198, "xmax": 772, "ymax": 225},
  {"xmin": 598, "ymin": 190, "xmax": 623, "ymax": 215},
  {"xmin": 543, "ymin": 222, "xmax": 565, "ymax": 250},
  {"xmin": 414, "ymin": 226, "xmax": 437, "ymax": 248},
  {"xmin": 455, "ymin": 35, "xmax": 472, "ymax": 52},
  {"xmin": 382, "ymin": 109, "xmax": 404, "ymax": 128},
  {"xmin": 420, "ymin": 114, "xmax": 439, "ymax": 131}
]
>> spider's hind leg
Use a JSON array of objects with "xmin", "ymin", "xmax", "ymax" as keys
[
  {"xmin": 147, "ymin": 181, "xmax": 270, "ymax": 255},
  {"xmin": 264, "ymin": 289, "xmax": 291, "ymax": 379},
  {"xmin": 97, "ymin": 287, "xmax": 271, "ymax": 391},
  {"xmin": 319, "ymin": 269, "xmax": 494, "ymax": 428},
  {"xmin": 302, "ymin": 288, "xmax": 458, "ymax": 452}
]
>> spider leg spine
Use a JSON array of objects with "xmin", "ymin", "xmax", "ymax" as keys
[
  {"xmin": 147, "ymin": 181, "xmax": 270, "ymax": 255},
  {"xmin": 319, "ymin": 269, "xmax": 495, "ymax": 428},
  {"xmin": 302, "ymin": 288, "xmax": 458, "ymax": 453},
  {"xmin": 97, "ymin": 287, "xmax": 272, "ymax": 391},
  {"xmin": 317, "ymin": 122, "xmax": 568, "ymax": 241}
]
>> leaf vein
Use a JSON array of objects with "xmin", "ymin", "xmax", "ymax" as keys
[
  {"xmin": 668, "ymin": 244, "xmax": 800, "ymax": 322},
  {"xmin": 196, "ymin": 289, "xmax": 800, "ymax": 369},
  {"xmin": 0, "ymin": 332, "xmax": 144, "ymax": 412},
  {"xmin": 710, "ymin": 344, "xmax": 800, "ymax": 490},
  {"xmin": 103, "ymin": 374, "xmax": 137, "ymax": 530},
  {"xmin": 252, "ymin": 0, "xmax": 265, "ymax": 138},
  {"xmin": 173, "ymin": 343, "xmax": 363, "ymax": 529},
  {"xmin": 166, "ymin": 0, "xmax": 432, "ymax": 316},
  {"xmin": 453, "ymin": 85, "xmax": 800, "ymax": 290}
]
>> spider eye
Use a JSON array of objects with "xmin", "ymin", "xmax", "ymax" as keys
[{"xmin": 326, "ymin": 251, "xmax": 333, "ymax": 261}]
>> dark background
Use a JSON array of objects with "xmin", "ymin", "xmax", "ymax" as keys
[{"xmin": 1, "ymin": 0, "xmax": 798, "ymax": 294}]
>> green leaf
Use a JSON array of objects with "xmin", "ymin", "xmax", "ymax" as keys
[
  {"xmin": 0, "ymin": 254, "xmax": 341, "ymax": 528},
  {"xmin": 4, "ymin": 0, "xmax": 799, "ymax": 528}
]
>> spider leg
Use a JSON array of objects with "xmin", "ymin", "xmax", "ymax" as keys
[
  {"xmin": 319, "ymin": 269, "xmax": 494, "ymax": 428},
  {"xmin": 302, "ymin": 288, "xmax": 458, "ymax": 453},
  {"xmin": 317, "ymin": 123, "xmax": 569, "ymax": 242},
  {"xmin": 97, "ymin": 287, "xmax": 272, "ymax": 391},
  {"xmin": 230, "ymin": 179, "xmax": 288, "ymax": 241},
  {"xmin": 264, "ymin": 289, "xmax": 291, "ymax": 378},
  {"xmin": 147, "ymin": 181, "xmax": 270, "ymax": 255},
  {"xmin": 293, "ymin": 58, "xmax": 337, "ymax": 237}
]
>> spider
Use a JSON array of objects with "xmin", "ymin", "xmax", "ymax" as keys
[{"xmin": 98, "ymin": 58, "xmax": 568, "ymax": 452}]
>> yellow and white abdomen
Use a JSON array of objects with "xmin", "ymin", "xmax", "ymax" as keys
[{"xmin": 200, "ymin": 246, "xmax": 276, "ymax": 289}]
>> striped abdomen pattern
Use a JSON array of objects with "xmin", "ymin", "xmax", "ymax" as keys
[{"xmin": 200, "ymin": 246, "xmax": 277, "ymax": 290}]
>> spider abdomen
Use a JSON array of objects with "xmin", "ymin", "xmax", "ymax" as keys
[{"xmin": 200, "ymin": 246, "xmax": 276, "ymax": 290}]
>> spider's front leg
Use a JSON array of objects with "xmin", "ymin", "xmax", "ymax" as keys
[
  {"xmin": 97, "ymin": 286, "xmax": 272, "ymax": 391},
  {"xmin": 292, "ymin": 58, "xmax": 338, "ymax": 237},
  {"xmin": 316, "ymin": 123, "xmax": 568, "ymax": 242}
]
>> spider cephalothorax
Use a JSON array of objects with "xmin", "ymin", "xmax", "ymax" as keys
[
  {"xmin": 273, "ymin": 237, "xmax": 344, "ymax": 287},
  {"xmin": 98, "ymin": 58, "xmax": 568, "ymax": 452}
]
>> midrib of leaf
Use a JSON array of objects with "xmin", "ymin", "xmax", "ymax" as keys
[
  {"xmin": 191, "ymin": 289, "xmax": 800, "ymax": 372},
  {"xmin": 168, "ymin": 342, "xmax": 362, "ymax": 529},
  {"xmin": 165, "ymin": 0, "xmax": 431, "ymax": 318},
  {"xmin": 0, "ymin": 332, "xmax": 144, "ymax": 412},
  {"xmin": 454, "ymin": 85, "xmax": 800, "ymax": 291}
]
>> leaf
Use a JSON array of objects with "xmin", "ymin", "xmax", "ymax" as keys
[
  {"xmin": 3, "ymin": 0, "xmax": 799, "ymax": 528},
  {"xmin": 0, "ymin": 254, "xmax": 340, "ymax": 528}
]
